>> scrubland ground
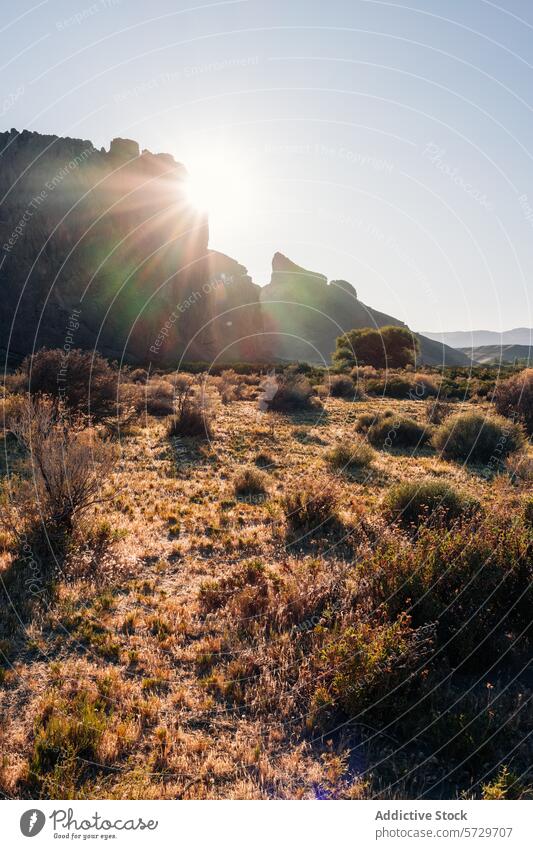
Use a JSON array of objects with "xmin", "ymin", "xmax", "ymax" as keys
[{"xmin": 0, "ymin": 382, "xmax": 532, "ymax": 800}]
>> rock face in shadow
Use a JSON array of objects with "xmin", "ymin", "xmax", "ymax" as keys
[
  {"xmin": 0, "ymin": 129, "xmax": 265, "ymax": 366},
  {"xmin": 260, "ymin": 253, "xmax": 469, "ymax": 365},
  {"xmin": 0, "ymin": 130, "xmax": 468, "ymax": 368}
]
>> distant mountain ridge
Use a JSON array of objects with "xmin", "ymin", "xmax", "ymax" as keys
[
  {"xmin": 459, "ymin": 344, "xmax": 532, "ymax": 365},
  {"xmin": 422, "ymin": 328, "xmax": 533, "ymax": 349}
]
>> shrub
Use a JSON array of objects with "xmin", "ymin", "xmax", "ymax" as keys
[
  {"xmin": 367, "ymin": 415, "xmax": 430, "ymax": 449},
  {"xmin": 18, "ymin": 348, "xmax": 118, "ymax": 419},
  {"xmin": 234, "ymin": 467, "xmax": 268, "ymax": 499},
  {"xmin": 412, "ymin": 373, "xmax": 439, "ymax": 397},
  {"xmin": 7, "ymin": 395, "xmax": 117, "ymax": 530},
  {"xmin": 355, "ymin": 411, "xmax": 383, "ymax": 432},
  {"xmin": 326, "ymin": 441, "xmax": 375, "ymax": 472},
  {"xmin": 525, "ymin": 499, "xmax": 533, "ymax": 526},
  {"xmin": 128, "ymin": 368, "xmax": 148, "ymax": 384},
  {"xmin": 425, "ymin": 398, "xmax": 452, "ymax": 425},
  {"xmin": 217, "ymin": 369, "xmax": 248, "ymax": 404},
  {"xmin": 283, "ymin": 477, "xmax": 341, "ymax": 537},
  {"xmin": 383, "ymin": 479, "xmax": 480, "ymax": 529},
  {"xmin": 142, "ymin": 379, "xmax": 175, "ymax": 416},
  {"xmin": 365, "ymin": 511, "xmax": 532, "ymax": 665},
  {"xmin": 261, "ymin": 371, "xmax": 321, "ymax": 413},
  {"xmin": 254, "ymin": 451, "xmax": 275, "ymax": 469},
  {"xmin": 334, "ymin": 326, "xmax": 419, "ymax": 369},
  {"xmin": 328, "ymin": 374, "xmax": 356, "ymax": 398},
  {"xmin": 432, "ymin": 412, "xmax": 525, "ymax": 464},
  {"xmin": 166, "ymin": 378, "xmax": 213, "ymax": 438},
  {"xmin": 310, "ymin": 613, "xmax": 432, "ymax": 724},
  {"xmin": 493, "ymin": 368, "xmax": 533, "ymax": 435},
  {"xmin": 482, "ymin": 766, "xmax": 533, "ymax": 800},
  {"xmin": 506, "ymin": 452, "xmax": 533, "ymax": 483},
  {"xmin": 365, "ymin": 375, "xmax": 414, "ymax": 398},
  {"xmin": 167, "ymin": 406, "xmax": 212, "ymax": 439}
]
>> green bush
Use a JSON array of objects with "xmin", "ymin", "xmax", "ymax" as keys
[
  {"xmin": 432, "ymin": 412, "xmax": 525, "ymax": 464},
  {"xmin": 334, "ymin": 326, "xmax": 419, "ymax": 369},
  {"xmin": 383, "ymin": 479, "xmax": 480, "ymax": 529},
  {"xmin": 367, "ymin": 415, "xmax": 430, "ymax": 449}
]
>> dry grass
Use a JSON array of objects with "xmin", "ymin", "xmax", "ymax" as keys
[{"xmin": 0, "ymin": 377, "xmax": 531, "ymax": 801}]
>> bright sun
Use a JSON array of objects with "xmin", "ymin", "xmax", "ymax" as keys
[{"xmin": 183, "ymin": 152, "xmax": 251, "ymax": 220}]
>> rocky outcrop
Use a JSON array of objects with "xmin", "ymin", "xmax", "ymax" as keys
[
  {"xmin": 0, "ymin": 130, "xmax": 467, "ymax": 368},
  {"xmin": 0, "ymin": 129, "xmax": 265, "ymax": 367},
  {"xmin": 260, "ymin": 253, "xmax": 469, "ymax": 365}
]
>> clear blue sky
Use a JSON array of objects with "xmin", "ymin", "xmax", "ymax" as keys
[{"xmin": 3, "ymin": 0, "xmax": 533, "ymax": 332}]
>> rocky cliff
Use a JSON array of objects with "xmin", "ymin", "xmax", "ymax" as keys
[
  {"xmin": 0, "ymin": 130, "xmax": 468, "ymax": 368},
  {"xmin": 0, "ymin": 129, "xmax": 265, "ymax": 367}
]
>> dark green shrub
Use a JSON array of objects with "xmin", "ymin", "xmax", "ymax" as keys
[
  {"xmin": 432, "ymin": 412, "xmax": 525, "ymax": 464},
  {"xmin": 334, "ymin": 326, "xmax": 419, "ymax": 369},
  {"xmin": 355, "ymin": 411, "xmax": 383, "ymax": 432},
  {"xmin": 310, "ymin": 613, "xmax": 432, "ymax": 725},
  {"xmin": 383, "ymin": 479, "xmax": 480, "ymax": 528}
]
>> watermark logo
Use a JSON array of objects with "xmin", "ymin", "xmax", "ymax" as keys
[{"xmin": 20, "ymin": 809, "xmax": 46, "ymax": 837}]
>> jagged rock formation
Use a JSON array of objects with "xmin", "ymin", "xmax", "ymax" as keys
[
  {"xmin": 0, "ymin": 130, "xmax": 468, "ymax": 368},
  {"xmin": 0, "ymin": 129, "xmax": 265, "ymax": 366},
  {"xmin": 260, "ymin": 253, "xmax": 469, "ymax": 366}
]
